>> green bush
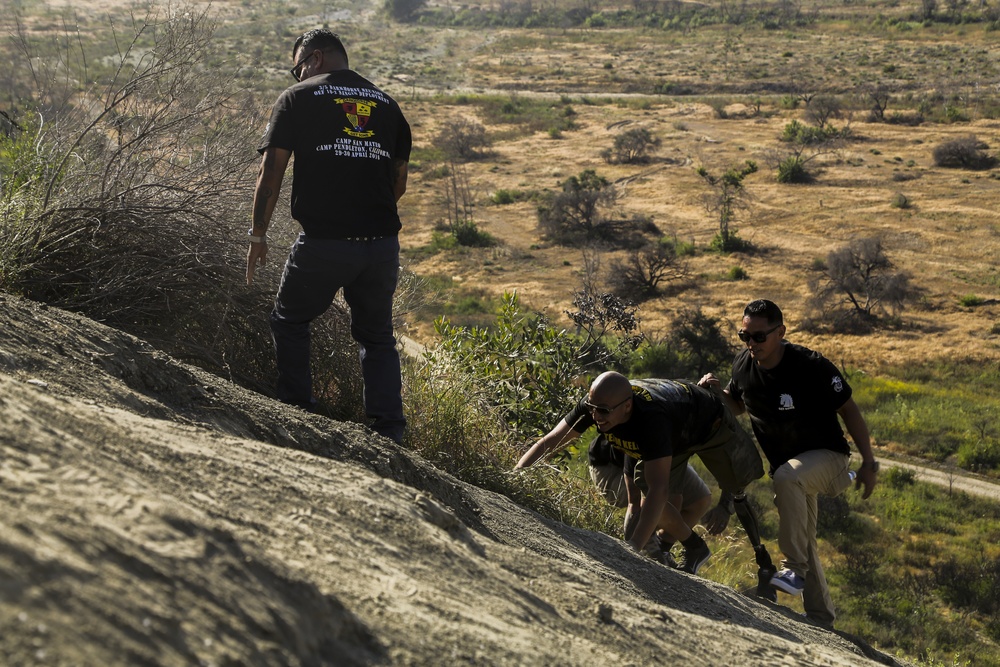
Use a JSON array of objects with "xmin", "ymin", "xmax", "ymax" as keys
[
  {"xmin": 726, "ymin": 266, "xmax": 749, "ymax": 280},
  {"xmin": 958, "ymin": 294, "xmax": 985, "ymax": 307},
  {"xmin": 776, "ymin": 155, "xmax": 812, "ymax": 183},
  {"xmin": 429, "ymin": 291, "xmax": 587, "ymax": 441},
  {"xmin": 451, "ymin": 219, "xmax": 496, "ymax": 247}
]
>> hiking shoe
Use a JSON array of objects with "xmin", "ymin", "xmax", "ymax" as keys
[
  {"xmin": 770, "ymin": 569, "xmax": 806, "ymax": 595},
  {"xmin": 756, "ymin": 568, "xmax": 778, "ymax": 602},
  {"xmin": 678, "ymin": 541, "xmax": 711, "ymax": 575},
  {"xmin": 662, "ymin": 549, "xmax": 679, "ymax": 569}
]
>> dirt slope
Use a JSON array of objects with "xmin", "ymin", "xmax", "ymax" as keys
[{"xmin": 0, "ymin": 293, "xmax": 904, "ymax": 666}]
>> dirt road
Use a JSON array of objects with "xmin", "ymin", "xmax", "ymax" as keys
[{"xmin": 880, "ymin": 457, "xmax": 1000, "ymax": 501}]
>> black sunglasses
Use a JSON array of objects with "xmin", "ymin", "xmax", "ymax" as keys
[
  {"xmin": 737, "ymin": 324, "xmax": 781, "ymax": 344},
  {"xmin": 584, "ymin": 395, "xmax": 632, "ymax": 416},
  {"xmin": 289, "ymin": 50, "xmax": 318, "ymax": 81}
]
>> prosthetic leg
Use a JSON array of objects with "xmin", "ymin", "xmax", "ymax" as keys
[{"xmin": 733, "ymin": 493, "xmax": 778, "ymax": 602}]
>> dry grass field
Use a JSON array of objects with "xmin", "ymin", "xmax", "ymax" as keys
[{"xmin": 396, "ymin": 95, "xmax": 1000, "ymax": 371}]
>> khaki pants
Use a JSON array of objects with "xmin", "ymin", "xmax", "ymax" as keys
[{"xmin": 773, "ymin": 448, "xmax": 852, "ymax": 626}]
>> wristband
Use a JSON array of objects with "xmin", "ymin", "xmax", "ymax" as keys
[
  {"xmin": 861, "ymin": 459, "xmax": 880, "ymax": 473},
  {"xmin": 248, "ymin": 229, "xmax": 267, "ymax": 243}
]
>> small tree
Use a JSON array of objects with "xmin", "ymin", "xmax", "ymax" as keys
[
  {"xmin": 807, "ymin": 237, "xmax": 914, "ymax": 332},
  {"xmin": 859, "ymin": 81, "xmax": 892, "ymax": 122},
  {"xmin": 603, "ymin": 127, "xmax": 660, "ymax": 164},
  {"xmin": 804, "ymin": 94, "xmax": 843, "ymax": 128},
  {"xmin": 697, "ymin": 160, "xmax": 757, "ymax": 252},
  {"xmin": 538, "ymin": 169, "xmax": 617, "ymax": 243}
]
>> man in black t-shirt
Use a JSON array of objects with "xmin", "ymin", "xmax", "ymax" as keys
[
  {"xmin": 517, "ymin": 372, "xmax": 776, "ymax": 590},
  {"xmin": 246, "ymin": 29, "xmax": 411, "ymax": 443},
  {"xmin": 700, "ymin": 299, "xmax": 879, "ymax": 629}
]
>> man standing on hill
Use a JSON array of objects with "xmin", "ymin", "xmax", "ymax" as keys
[
  {"xmin": 246, "ymin": 29, "xmax": 411, "ymax": 444},
  {"xmin": 699, "ymin": 298, "xmax": 879, "ymax": 629},
  {"xmin": 517, "ymin": 372, "xmax": 778, "ymax": 594}
]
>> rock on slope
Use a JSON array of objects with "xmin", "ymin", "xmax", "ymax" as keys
[{"xmin": 0, "ymin": 294, "xmax": 903, "ymax": 666}]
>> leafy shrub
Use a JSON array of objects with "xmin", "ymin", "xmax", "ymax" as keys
[
  {"xmin": 429, "ymin": 290, "xmax": 640, "ymax": 441},
  {"xmin": 537, "ymin": 170, "xmax": 653, "ymax": 247},
  {"xmin": 955, "ymin": 439, "xmax": 1000, "ymax": 472},
  {"xmin": 726, "ymin": 266, "xmax": 749, "ymax": 280},
  {"xmin": 777, "ymin": 155, "xmax": 812, "ymax": 183},
  {"xmin": 958, "ymin": 294, "xmax": 985, "ymax": 307},
  {"xmin": 491, "ymin": 189, "xmax": 517, "ymax": 205},
  {"xmin": 429, "ymin": 292, "xmax": 582, "ymax": 440},
  {"xmin": 932, "ymin": 136, "xmax": 997, "ymax": 170},
  {"xmin": 709, "ymin": 229, "xmax": 751, "ymax": 253},
  {"xmin": 627, "ymin": 307, "xmax": 736, "ymax": 379},
  {"xmin": 780, "ymin": 119, "xmax": 840, "ymax": 145},
  {"xmin": 880, "ymin": 466, "xmax": 916, "ymax": 489},
  {"xmin": 450, "ymin": 219, "xmax": 496, "ymax": 247}
]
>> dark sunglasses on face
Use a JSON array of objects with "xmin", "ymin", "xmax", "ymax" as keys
[
  {"xmin": 290, "ymin": 50, "xmax": 318, "ymax": 81},
  {"xmin": 584, "ymin": 395, "xmax": 632, "ymax": 416},
  {"xmin": 737, "ymin": 324, "xmax": 781, "ymax": 344}
]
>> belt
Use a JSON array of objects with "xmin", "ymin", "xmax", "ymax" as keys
[{"xmin": 342, "ymin": 235, "xmax": 387, "ymax": 242}]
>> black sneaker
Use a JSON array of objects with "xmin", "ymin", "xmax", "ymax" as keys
[{"xmin": 678, "ymin": 541, "xmax": 711, "ymax": 575}]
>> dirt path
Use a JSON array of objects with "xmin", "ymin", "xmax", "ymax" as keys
[{"xmin": 880, "ymin": 457, "xmax": 1000, "ymax": 501}]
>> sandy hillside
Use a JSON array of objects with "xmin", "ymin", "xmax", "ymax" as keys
[{"xmin": 0, "ymin": 293, "xmax": 907, "ymax": 666}]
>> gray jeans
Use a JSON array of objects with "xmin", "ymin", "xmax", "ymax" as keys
[{"xmin": 270, "ymin": 233, "xmax": 404, "ymax": 443}]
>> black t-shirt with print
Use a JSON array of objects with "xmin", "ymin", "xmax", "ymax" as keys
[
  {"xmin": 726, "ymin": 342, "xmax": 852, "ymax": 472},
  {"xmin": 258, "ymin": 70, "xmax": 412, "ymax": 239},
  {"xmin": 565, "ymin": 379, "xmax": 721, "ymax": 471}
]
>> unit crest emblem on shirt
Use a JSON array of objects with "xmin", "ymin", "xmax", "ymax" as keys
[
  {"xmin": 778, "ymin": 393, "xmax": 795, "ymax": 411},
  {"xmin": 831, "ymin": 375, "xmax": 844, "ymax": 393},
  {"xmin": 338, "ymin": 98, "xmax": 376, "ymax": 138}
]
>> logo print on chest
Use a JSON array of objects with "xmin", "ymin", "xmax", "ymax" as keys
[{"xmin": 779, "ymin": 393, "xmax": 795, "ymax": 411}]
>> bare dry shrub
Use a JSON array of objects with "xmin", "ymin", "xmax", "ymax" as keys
[
  {"xmin": 434, "ymin": 117, "xmax": 493, "ymax": 161},
  {"xmin": 932, "ymin": 135, "xmax": 997, "ymax": 170},
  {"xmin": 0, "ymin": 6, "xmax": 364, "ymax": 415},
  {"xmin": 805, "ymin": 237, "xmax": 914, "ymax": 333},
  {"xmin": 607, "ymin": 237, "xmax": 689, "ymax": 301}
]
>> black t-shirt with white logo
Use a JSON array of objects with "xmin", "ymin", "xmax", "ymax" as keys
[
  {"xmin": 565, "ymin": 379, "xmax": 721, "ymax": 469},
  {"xmin": 259, "ymin": 70, "xmax": 412, "ymax": 239},
  {"xmin": 726, "ymin": 342, "xmax": 851, "ymax": 471}
]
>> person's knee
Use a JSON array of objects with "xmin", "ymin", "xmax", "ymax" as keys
[{"xmin": 686, "ymin": 493, "xmax": 712, "ymax": 518}]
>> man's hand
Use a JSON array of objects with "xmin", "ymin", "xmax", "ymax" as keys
[
  {"xmin": 698, "ymin": 373, "xmax": 721, "ymax": 389},
  {"xmin": 246, "ymin": 241, "xmax": 268, "ymax": 285},
  {"xmin": 856, "ymin": 464, "xmax": 877, "ymax": 499},
  {"xmin": 701, "ymin": 505, "xmax": 732, "ymax": 535},
  {"xmin": 623, "ymin": 504, "xmax": 641, "ymax": 541}
]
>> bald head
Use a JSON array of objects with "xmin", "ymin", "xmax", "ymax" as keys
[{"xmin": 589, "ymin": 371, "xmax": 632, "ymax": 403}]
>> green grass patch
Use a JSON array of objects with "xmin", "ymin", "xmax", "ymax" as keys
[{"xmin": 851, "ymin": 360, "xmax": 1000, "ymax": 471}]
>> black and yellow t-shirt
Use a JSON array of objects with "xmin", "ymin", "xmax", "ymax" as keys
[
  {"xmin": 259, "ymin": 70, "xmax": 412, "ymax": 238},
  {"xmin": 565, "ymin": 379, "xmax": 721, "ymax": 465}
]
